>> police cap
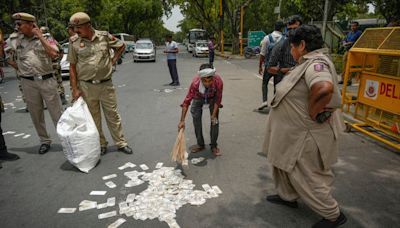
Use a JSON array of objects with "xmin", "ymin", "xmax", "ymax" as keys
[
  {"xmin": 12, "ymin": 12, "xmax": 36, "ymax": 22},
  {"xmin": 69, "ymin": 12, "xmax": 90, "ymax": 26}
]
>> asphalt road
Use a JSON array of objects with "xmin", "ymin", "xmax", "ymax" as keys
[{"xmin": 0, "ymin": 47, "xmax": 399, "ymax": 228}]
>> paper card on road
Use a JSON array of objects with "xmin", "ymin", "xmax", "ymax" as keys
[
  {"xmin": 156, "ymin": 162, "xmax": 163, "ymax": 169},
  {"xmin": 102, "ymin": 174, "xmax": 117, "ymax": 180},
  {"xmin": 202, "ymin": 184, "xmax": 212, "ymax": 192},
  {"xmin": 57, "ymin": 208, "xmax": 76, "ymax": 213},
  {"xmin": 126, "ymin": 193, "xmax": 136, "ymax": 203},
  {"xmin": 107, "ymin": 218, "xmax": 126, "ymax": 228},
  {"xmin": 98, "ymin": 210, "xmax": 117, "ymax": 219},
  {"xmin": 90, "ymin": 191, "xmax": 107, "ymax": 196},
  {"xmin": 105, "ymin": 181, "xmax": 117, "ymax": 189},
  {"xmin": 118, "ymin": 162, "xmax": 136, "ymax": 170},
  {"xmin": 79, "ymin": 200, "xmax": 97, "ymax": 211},
  {"xmin": 139, "ymin": 164, "xmax": 149, "ymax": 170},
  {"xmin": 212, "ymin": 186, "xmax": 223, "ymax": 194},
  {"xmin": 107, "ymin": 197, "xmax": 116, "ymax": 207},
  {"xmin": 97, "ymin": 203, "xmax": 108, "ymax": 209}
]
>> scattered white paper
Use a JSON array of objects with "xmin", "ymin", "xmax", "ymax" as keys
[
  {"xmin": 79, "ymin": 200, "xmax": 97, "ymax": 211},
  {"xmin": 156, "ymin": 162, "xmax": 163, "ymax": 169},
  {"xmin": 118, "ymin": 162, "xmax": 136, "ymax": 170},
  {"xmin": 14, "ymin": 133, "xmax": 25, "ymax": 137},
  {"xmin": 57, "ymin": 208, "xmax": 76, "ymax": 213},
  {"xmin": 2, "ymin": 131, "xmax": 16, "ymax": 135},
  {"xmin": 139, "ymin": 164, "xmax": 149, "ymax": 170},
  {"xmin": 212, "ymin": 186, "xmax": 223, "ymax": 194},
  {"xmin": 102, "ymin": 174, "xmax": 117, "ymax": 180},
  {"xmin": 107, "ymin": 218, "xmax": 126, "ymax": 228},
  {"xmin": 191, "ymin": 157, "xmax": 205, "ymax": 164},
  {"xmin": 105, "ymin": 181, "xmax": 117, "ymax": 189},
  {"xmin": 107, "ymin": 197, "xmax": 116, "ymax": 207},
  {"xmin": 22, "ymin": 134, "xmax": 31, "ymax": 139},
  {"xmin": 90, "ymin": 191, "xmax": 107, "ymax": 196},
  {"xmin": 98, "ymin": 210, "xmax": 117, "ymax": 219},
  {"xmin": 97, "ymin": 203, "xmax": 108, "ymax": 209}
]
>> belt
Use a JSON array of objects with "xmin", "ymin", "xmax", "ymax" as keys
[
  {"xmin": 21, "ymin": 73, "xmax": 53, "ymax": 81},
  {"xmin": 83, "ymin": 78, "xmax": 111, "ymax": 84}
]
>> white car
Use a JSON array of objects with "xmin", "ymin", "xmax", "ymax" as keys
[
  {"xmin": 193, "ymin": 41, "xmax": 209, "ymax": 57},
  {"xmin": 60, "ymin": 43, "xmax": 70, "ymax": 78},
  {"xmin": 133, "ymin": 40, "xmax": 156, "ymax": 62}
]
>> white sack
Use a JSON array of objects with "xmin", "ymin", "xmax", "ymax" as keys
[{"xmin": 57, "ymin": 97, "xmax": 100, "ymax": 173}]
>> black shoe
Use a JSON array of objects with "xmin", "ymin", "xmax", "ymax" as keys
[
  {"xmin": 0, "ymin": 152, "xmax": 20, "ymax": 161},
  {"xmin": 118, "ymin": 146, "xmax": 133, "ymax": 154},
  {"xmin": 266, "ymin": 194, "xmax": 298, "ymax": 208},
  {"xmin": 25, "ymin": 107, "xmax": 29, "ymax": 112},
  {"xmin": 312, "ymin": 212, "xmax": 347, "ymax": 228},
  {"xmin": 168, "ymin": 82, "xmax": 175, "ymax": 85},
  {"xmin": 171, "ymin": 82, "xmax": 180, "ymax": 86},
  {"xmin": 38, "ymin": 144, "xmax": 50, "ymax": 154},
  {"xmin": 338, "ymin": 80, "xmax": 344, "ymax": 84},
  {"xmin": 101, "ymin": 147, "xmax": 107, "ymax": 155}
]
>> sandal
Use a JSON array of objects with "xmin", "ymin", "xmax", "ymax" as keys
[
  {"xmin": 212, "ymin": 147, "xmax": 222, "ymax": 156},
  {"xmin": 190, "ymin": 145, "xmax": 205, "ymax": 153}
]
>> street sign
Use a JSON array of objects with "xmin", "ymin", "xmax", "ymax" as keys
[{"xmin": 247, "ymin": 31, "xmax": 266, "ymax": 48}]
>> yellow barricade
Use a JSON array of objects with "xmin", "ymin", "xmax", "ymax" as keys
[{"xmin": 341, "ymin": 27, "xmax": 400, "ymax": 150}]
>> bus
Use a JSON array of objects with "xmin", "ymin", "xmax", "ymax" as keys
[
  {"xmin": 113, "ymin": 33, "xmax": 135, "ymax": 52},
  {"xmin": 187, "ymin": 29, "xmax": 207, "ymax": 53}
]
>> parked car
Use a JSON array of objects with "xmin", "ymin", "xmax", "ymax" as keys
[
  {"xmin": 193, "ymin": 40, "xmax": 209, "ymax": 57},
  {"xmin": 133, "ymin": 40, "xmax": 156, "ymax": 62},
  {"xmin": 60, "ymin": 43, "xmax": 70, "ymax": 79}
]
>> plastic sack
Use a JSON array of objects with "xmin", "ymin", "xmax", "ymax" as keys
[
  {"xmin": 57, "ymin": 97, "xmax": 100, "ymax": 173},
  {"xmin": 171, "ymin": 129, "xmax": 188, "ymax": 166}
]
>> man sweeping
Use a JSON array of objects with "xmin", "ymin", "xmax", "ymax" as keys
[{"xmin": 178, "ymin": 63, "xmax": 223, "ymax": 156}]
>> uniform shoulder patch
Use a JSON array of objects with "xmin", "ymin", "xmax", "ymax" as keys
[
  {"xmin": 314, "ymin": 63, "xmax": 325, "ymax": 72},
  {"xmin": 10, "ymin": 32, "xmax": 19, "ymax": 39},
  {"xmin": 98, "ymin": 31, "xmax": 109, "ymax": 36}
]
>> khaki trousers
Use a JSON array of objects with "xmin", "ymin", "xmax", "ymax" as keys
[
  {"xmin": 79, "ymin": 80, "xmax": 127, "ymax": 148},
  {"xmin": 272, "ymin": 135, "xmax": 340, "ymax": 220},
  {"xmin": 21, "ymin": 77, "xmax": 62, "ymax": 144}
]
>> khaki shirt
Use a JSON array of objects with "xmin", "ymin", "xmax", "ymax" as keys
[
  {"xmin": 263, "ymin": 48, "xmax": 343, "ymax": 172},
  {"xmin": 8, "ymin": 33, "xmax": 57, "ymax": 77},
  {"xmin": 67, "ymin": 30, "xmax": 124, "ymax": 81}
]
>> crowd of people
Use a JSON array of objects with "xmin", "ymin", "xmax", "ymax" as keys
[{"xmin": 1, "ymin": 9, "xmax": 386, "ymax": 228}]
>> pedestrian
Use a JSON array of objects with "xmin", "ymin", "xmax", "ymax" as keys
[
  {"xmin": 164, "ymin": 34, "xmax": 180, "ymax": 86},
  {"xmin": 68, "ymin": 12, "xmax": 132, "ymax": 155},
  {"xmin": 0, "ymin": 95, "xmax": 20, "ymax": 167},
  {"xmin": 267, "ymin": 15, "xmax": 302, "ymax": 90},
  {"xmin": 178, "ymin": 63, "xmax": 223, "ymax": 156},
  {"xmin": 207, "ymin": 36, "xmax": 217, "ymax": 68},
  {"xmin": 7, "ymin": 12, "xmax": 63, "ymax": 154},
  {"xmin": 40, "ymin": 26, "xmax": 68, "ymax": 105},
  {"xmin": 257, "ymin": 20, "xmax": 284, "ymax": 111},
  {"xmin": 263, "ymin": 25, "xmax": 346, "ymax": 228},
  {"xmin": 339, "ymin": 21, "xmax": 362, "ymax": 85}
]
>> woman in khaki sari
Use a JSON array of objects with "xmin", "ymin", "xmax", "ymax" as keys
[{"xmin": 263, "ymin": 25, "xmax": 346, "ymax": 228}]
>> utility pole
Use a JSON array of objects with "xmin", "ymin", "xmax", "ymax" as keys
[
  {"xmin": 42, "ymin": 0, "xmax": 48, "ymax": 27},
  {"xmin": 239, "ymin": 6, "xmax": 244, "ymax": 56},
  {"xmin": 322, "ymin": 0, "xmax": 329, "ymax": 40},
  {"xmin": 219, "ymin": 0, "xmax": 224, "ymax": 54},
  {"xmin": 278, "ymin": 0, "xmax": 282, "ymax": 19}
]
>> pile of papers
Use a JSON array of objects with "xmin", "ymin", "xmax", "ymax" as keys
[{"xmin": 58, "ymin": 161, "xmax": 222, "ymax": 228}]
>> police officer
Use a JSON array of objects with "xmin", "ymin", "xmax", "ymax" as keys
[
  {"xmin": 40, "ymin": 26, "xmax": 67, "ymax": 105},
  {"xmin": 67, "ymin": 12, "xmax": 132, "ymax": 155},
  {"xmin": 7, "ymin": 13, "xmax": 63, "ymax": 154}
]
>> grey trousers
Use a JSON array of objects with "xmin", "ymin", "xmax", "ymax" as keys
[
  {"xmin": 167, "ymin": 59, "xmax": 179, "ymax": 83},
  {"xmin": 190, "ymin": 98, "xmax": 219, "ymax": 149}
]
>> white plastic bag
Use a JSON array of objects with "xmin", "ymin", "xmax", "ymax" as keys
[{"xmin": 57, "ymin": 97, "xmax": 100, "ymax": 173}]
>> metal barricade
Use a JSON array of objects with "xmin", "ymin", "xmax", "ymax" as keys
[{"xmin": 341, "ymin": 27, "xmax": 400, "ymax": 150}]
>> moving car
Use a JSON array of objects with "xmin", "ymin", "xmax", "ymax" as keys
[
  {"xmin": 193, "ymin": 40, "xmax": 209, "ymax": 57},
  {"xmin": 60, "ymin": 43, "xmax": 70, "ymax": 78},
  {"xmin": 133, "ymin": 39, "xmax": 156, "ymax": 62}
]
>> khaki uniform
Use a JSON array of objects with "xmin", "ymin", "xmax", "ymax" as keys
[
  {"xmin": 263, "ymin": 48, "xmax": 344, "ymax": 220},
  {"xmin": 68, "ymin": 30, "xmax": 127, "ymax": 148},
  {"xmin": 8, "ymin": 33, "xmax": 62, "ymax": 144},
  {"xmin": 5, "ymin": 35, "xmax": 26, "ymax": 103}
]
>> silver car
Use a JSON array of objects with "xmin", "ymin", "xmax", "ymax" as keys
[
  {"xmin": 60, "ymin": 43, "xmax": 70, "ymax": 78},
  {"xmin": 133, "ymin": 40, "xmax": 156, "ymax": 62}
]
